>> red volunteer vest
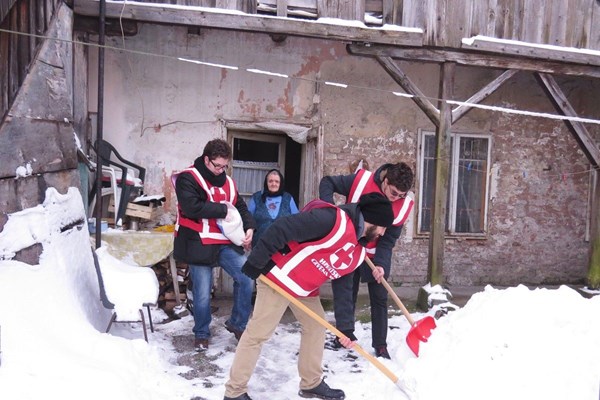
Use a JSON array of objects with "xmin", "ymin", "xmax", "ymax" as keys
[
  {"xmin": 172, "ymin": 167, "xmax": 238, "ymax": 245},
  {"xmin": 347, "ymin": 169, "xmax": 414, "ymax": 257},
  {"xmin": 267, "ymin": 201, "xmax": 366, "ymax": 298}
]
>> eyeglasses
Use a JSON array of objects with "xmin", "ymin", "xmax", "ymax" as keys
[
  {"xmin": 209, "ymin": 159, "xmax": 228, "ymax": 171},
  {"xmin": 385, "ymin": 180, "xmax": 407, "ymax": 199}
]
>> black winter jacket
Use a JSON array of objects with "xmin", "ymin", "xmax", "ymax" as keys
[
  {"xmin": 173, "ymin": 157, "xmax": 256, "ymax": 266},
  {"xmin": 243, "ymin": 203, "xmax": 366, "ymax": 277},
  {"xmin": 318, "ymin": 164, "xmax": 403, "ymax": 280}
]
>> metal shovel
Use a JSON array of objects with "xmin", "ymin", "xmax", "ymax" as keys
[{"xmin": 364, "ymin": 257, "xmax": 436, "ymax": 356}]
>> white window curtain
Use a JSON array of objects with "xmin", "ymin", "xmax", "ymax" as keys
[{"xmin": 232, "ymin": 160, "xmax": 279, "ymax": 203}]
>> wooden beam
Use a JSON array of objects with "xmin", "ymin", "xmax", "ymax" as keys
[
  {"xmin": 427, "ymin": 62, "xmax": 453, "ymax": 288},
  {"xmin": 588, "ymin": 171, "xmax": 600, "ymax": 289},
  {"xmin": 462, "ymin": 36, "xmax": 600, "ymax": 68},
  {"xmin": 535, "ymin": 72, "xmax": 600, "ymax": 167},
  {"xmin": 452, "ymin": 69, "xmax": 519, "ymax": 123},
  {"xmin": 73, "ymin": 0, "xmax": 423, "ymax": 47},
  {"xmin": 347, "ymin": 44, "xmax": 600, "ymax": 79},
  {"xmin": 276, "ymin": 0, "xmax": 287, "ymax": 17},
  {"xmin": 0, "ymin": 0, "xmax": 18, "ymax": 23},
  {"xmin": 375, "ymin": 55, "xmax": 440, "ymax": 126}
]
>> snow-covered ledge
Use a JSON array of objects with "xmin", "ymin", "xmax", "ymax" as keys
[{"xmin": 462, "ymin": 35, "xmax": 600, "ymax": 67}]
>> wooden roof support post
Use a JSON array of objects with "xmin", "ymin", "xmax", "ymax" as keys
[
  {"xmin": 417, "ymin": 62, "xmax": 454, "ymax": 310},
  {"xmin": 589, "ymin": 171, "xmax": 600, "ymax": 289}
]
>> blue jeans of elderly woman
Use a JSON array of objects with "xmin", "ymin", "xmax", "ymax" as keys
[{"xmin": 189, "ymin": 245, "xmax": 253, "ymax": 339}]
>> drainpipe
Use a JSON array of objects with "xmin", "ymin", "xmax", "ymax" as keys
[{"xmin": 94, "ymin": 0, "xmax": 106, "ymax": 249}]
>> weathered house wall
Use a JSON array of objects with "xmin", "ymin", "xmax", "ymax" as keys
[
  {"xmin": 0, "ymin": 4, "xmax": 79, "ymax": 213},
  {"xmin": 86, "ymin": 22, "xmax": 599, "ymax": 287},
  {"xmin": 319, "ymin": 61, "xmax": 598, "ymax": 286}
]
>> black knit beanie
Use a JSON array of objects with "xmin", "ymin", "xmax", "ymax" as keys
[{"xmin": 358, "ymin": 193, "xmax": 394, "ymax": 227}]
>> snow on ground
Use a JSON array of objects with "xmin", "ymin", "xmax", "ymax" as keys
[{"xmin": 1, "ymin": 188, "xmax": 599, "ymax": 400}]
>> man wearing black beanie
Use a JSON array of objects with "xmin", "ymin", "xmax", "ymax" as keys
[{"xmin": 223, "ymin": 193, "xmax": 392, "ymax": 400}]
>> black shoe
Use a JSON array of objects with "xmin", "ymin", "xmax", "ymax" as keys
[
  {"xmin": 223, "ymin": 393, "xmax": 252, "ymax": 400},
  {"xmin": 224, "ymin": 320, "xmax": 244, "ymax": 341},
  {"xmin": 375, "ymin": 346, "xmax": 391, "ymax": 359},
  {"xmin": 298, "ymin": 379, "xmax": 345, "ymax": 400}
]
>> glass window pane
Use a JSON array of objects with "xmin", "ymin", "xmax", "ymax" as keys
[
  {"xmin": 454, "ymin": 137, "xmax": 488, "ymax": 233},
  {"xmin": 420, "ymin": 135, "xmax": 436, "ymax": 232}
]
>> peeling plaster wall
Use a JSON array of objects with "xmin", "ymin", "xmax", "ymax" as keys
[
  {"xmin": 89, "ymin": 23, "xmax": 600, "ymax": 287},
  {"xmin": 89, "ymin": 23, "xmax": 344, "ymax": 208}
]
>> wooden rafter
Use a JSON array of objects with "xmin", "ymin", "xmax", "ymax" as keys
[
  {"xmin": 375, "ymin": 56, "xmax": 440, "ymax": 127},
  {"xmin": 452, "ymin": 69, "xmax": 519, "ymax": 123},
  {"xmin": 347, "ymin": 44, "xmax": 600, "ymax": 79},
  {"xmin": 535, "ymin": 73, "xmax": 600, "ymax": 167},
  {"xmin": 462, "ymin": 36, "xmax": 600, "ymax": 68}
]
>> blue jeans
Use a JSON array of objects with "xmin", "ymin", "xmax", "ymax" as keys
[{"xmin": 189, "ymin": 245, "xmax": 253, "ymax": 339}]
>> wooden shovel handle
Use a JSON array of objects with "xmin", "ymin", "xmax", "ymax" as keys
[
  {"xmin": 258, "ymin": 274, "xmax": 399, "ymax": 385},
  {"xmin": 364, "ymin": 257, "xmax": 416, "ymax": 326}
]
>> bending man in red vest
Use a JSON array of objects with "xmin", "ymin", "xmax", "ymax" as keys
[
  {"xmin": 223, "ymin": 193, "xmax": 393, "ymax": 400},
  {"xmin": 173, "ymin": 139, "xmax": 256, "ymax": 351},
  {"xmin": 319, "ymin": 162, "xmax": 414, "ymax": 359}
]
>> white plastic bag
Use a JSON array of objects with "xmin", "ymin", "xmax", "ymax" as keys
[{"xmin": 217, "ymin": 202, "xmax": 245, "ymax": 246}]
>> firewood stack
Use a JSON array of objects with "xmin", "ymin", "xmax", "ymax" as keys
[{"xmin": 151, "ymin": 259, "xmax": 188, "ymax": 310}]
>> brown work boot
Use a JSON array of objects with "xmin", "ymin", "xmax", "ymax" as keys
[
  {"xmin": 224, "ymin": 320, "xmax": 244, "ymax": 341},
  {"xmin": 194, "ymin": 338, "xmax": 209, "ymax": 352}
]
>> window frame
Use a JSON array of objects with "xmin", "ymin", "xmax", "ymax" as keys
[
  {"xmin": 417, "ymin": 129, "xmax": 492, "ymax": 238},
  {"xmin": 227, "ymin": 130, "xmax": 287, "ymax": 200}
]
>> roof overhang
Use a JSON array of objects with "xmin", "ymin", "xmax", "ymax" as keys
[{"xmin": 73, "ymin": 0, "xmax": 424, "ymax": 47}]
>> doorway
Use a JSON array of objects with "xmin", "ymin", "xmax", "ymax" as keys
[{"xmin": 228, "ymin": 130, "xmax": 302, "ymax": 207}]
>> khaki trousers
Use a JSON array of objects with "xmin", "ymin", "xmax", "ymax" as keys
[{"xmin": 224, "ymin": 279, "xmax": 326, "ymax": 398}]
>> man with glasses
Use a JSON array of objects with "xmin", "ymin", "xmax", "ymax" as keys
[
  {"xmin": 173, "ymin": 139, "xmax": 256, "ymax": 351},
  {"xmin": 319, "ymin": 162, "xmax": 414, "ymax": 359}
]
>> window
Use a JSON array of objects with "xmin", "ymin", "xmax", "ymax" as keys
[{"xmin": 418, "ymin": 131, "xmax": 491, "ymax": 236}]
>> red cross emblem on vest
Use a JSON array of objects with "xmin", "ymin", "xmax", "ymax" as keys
[
  {"xmin": 210, "ymin": 187, "xmax": 228, "ymax": 203},
  {"xmin": 329, "ymin": 242, "xmax": 355, "ymax": 271}
]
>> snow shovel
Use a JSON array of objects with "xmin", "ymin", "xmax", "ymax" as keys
[
  {"xmin": 258, "ymin": 274, "xmax": 406, "ymax": 389},
  {"xmin": 364, "ymin": 257, "xmax": 436, "ymax": 356}
]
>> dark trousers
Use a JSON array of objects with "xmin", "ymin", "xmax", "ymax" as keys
[{"xmin": 331, "ymin": 264, "xmax": 389, "ymax": 348}]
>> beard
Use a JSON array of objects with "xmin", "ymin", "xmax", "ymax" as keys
[{"xmin": 364, "ymin": 225, "xmax": 380, "ymax": 242}]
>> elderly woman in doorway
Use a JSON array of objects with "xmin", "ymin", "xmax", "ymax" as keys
[{"xmin": 248, "ymin": 169, "xmax": 299, "ymax": 247}]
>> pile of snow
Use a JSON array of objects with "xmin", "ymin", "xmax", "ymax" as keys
[
  {"xmin": 0, "ymin": 188, "xmax": 599, "ymax": 399},
  {"xmin": 398, "ymin": 285, "xmax": 600, "ymax": 400}
]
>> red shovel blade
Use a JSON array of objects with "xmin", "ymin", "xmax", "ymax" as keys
[{"xmin": 406, "ymin": 316, "xmax": 437, "ymax": 356}]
